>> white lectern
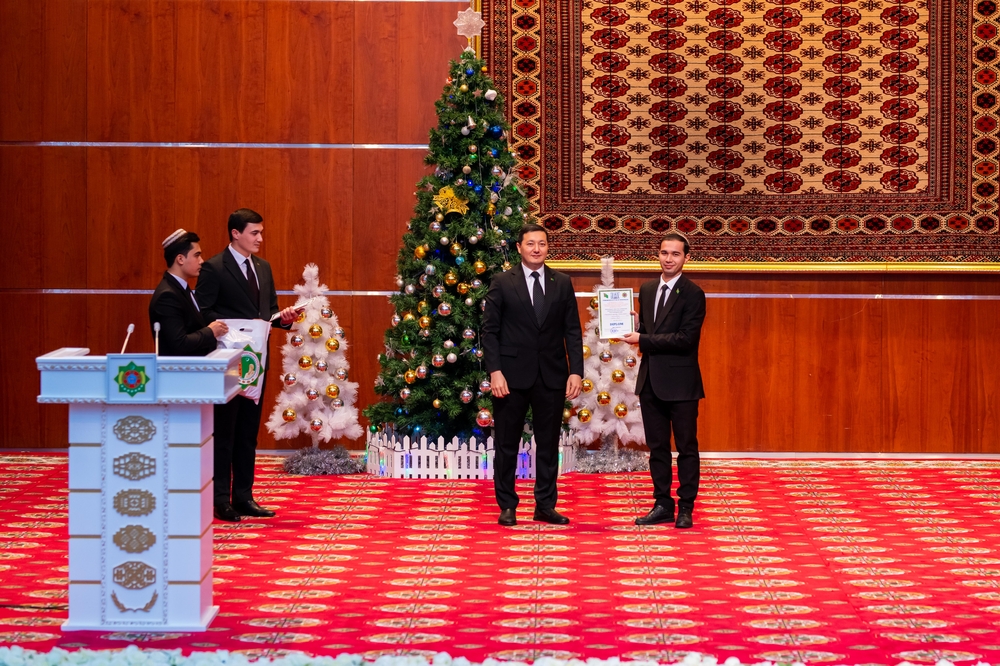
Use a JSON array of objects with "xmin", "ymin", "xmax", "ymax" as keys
[{"xmin": 37, "ymin": 347, "xmax": 241, "ymax": 631}]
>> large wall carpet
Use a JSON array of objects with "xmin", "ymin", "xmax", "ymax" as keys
[
  {"xmin": 481, "ymin": 0, "xmax": 1000, "ymax": 262},
  {"xmin": 2, "ymin": 454, "xmax": 1000, "ymax": 663}
]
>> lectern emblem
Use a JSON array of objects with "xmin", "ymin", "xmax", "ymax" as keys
[
  {"xmin": 112, "ymin": 453, "xmax": 156, "ymax": 481},
  {"xmin": 113, "ymin": 525, "xmax": 156, "ymax": 553},
  {"xmin": 113, "ymin": 561, "xmax": 156, "ymax": 589},
  {"xmin": 113, "ymin": 416, "xmax": 156, "ymax": 444},
  {"xmin": 115, "ymin": 361, "xmax": 150, "ymax": 397},
  {"xmin": 113, "ymin": 489, "xmax": 156, "ymax": 516}
]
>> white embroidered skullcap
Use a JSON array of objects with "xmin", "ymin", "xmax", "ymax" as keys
[{"xmin": 161, "ymin": 228, "xmax": 188, "ymax": 248}]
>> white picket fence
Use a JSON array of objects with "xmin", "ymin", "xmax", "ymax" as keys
[{"xmin": 365, "ymin": 430, "xmax": 577, "ymax": 479}]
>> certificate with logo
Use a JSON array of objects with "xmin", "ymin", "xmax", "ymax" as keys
[{"xmin": 596, "ymin": 288, "xmax": 634, "ymax": 339}]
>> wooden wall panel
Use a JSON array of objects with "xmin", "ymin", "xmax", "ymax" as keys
[
  {"xmin": 354, "ymin": 2, "xmax": 469, "ymax": 144},
  {"xmin": 42, "ymin": 0, "xmax": 88, "ymax": 139},
  {"xmin": 264, "ymin": 2, "xmax": 355, "ymax": 143},
  {"xmin": 86, "ymin": 148, "xmax": 177, "ymax": 288},
  {"xmin": 264, "ymin": 149, "xmax": 354, "ymax": 289},
  {"xmin": 42, "ymin": 147, "xmax": 89, "ymax": 287},
  {"xmin": 0, "ymin": 1, "xmax": 43, "ymax": 141},
  {"xmin": 175, "ymin": 1, "xmax": 265, "ymax": 142},
  {"xmin": 87, "ymin": 0, "xmax": 177, "ymax": 141},
  {"xmin": 0, "ymin": 147, "xmax": 43, "ymax": 289}
]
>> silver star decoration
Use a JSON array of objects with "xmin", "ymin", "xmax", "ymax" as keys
[{"xmin": 454, "ymin": 8, "xmax": 486, "ymax": 39}]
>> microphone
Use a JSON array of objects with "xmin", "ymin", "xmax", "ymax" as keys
[
  {"xmin": 120, "ymin": 323, "xmax": 135, "ymax": 354},
  {"xmin": 153, "ymin": 322, "xmax": 161, "ymax": 357}
]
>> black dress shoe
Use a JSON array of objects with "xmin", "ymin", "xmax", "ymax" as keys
[
  {"xmin": 675, "ymin": 510, "xmax": 693, "ymax": 529},
  {"xmin": 233, "ymin": 499, "xmax": 276, "ymax": 518},
  {"xmin": 635, "ymin": 505, "xmax": 674, "ymax": 526},
  {"xmin": 533, "ymin": 507, "xmax": 570, "ymax": 525},
  {"xmin": 214, "ymin": 502, "xmax": 241, "ymax": 522},
  {"xmin": 498, "ymin": 508, "xmax": 517, "ymax": 526}
]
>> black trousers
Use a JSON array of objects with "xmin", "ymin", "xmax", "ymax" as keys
[
  {"xmin": 639, "ymin": 382, "xmax": 700, "ymax": 512},
  {"xmin": 492, "ymin": 378, "xmax": 564, "ymax": 511},
  {"xmin": 213, "ymin": 392, "xmax": 263, "ymax": 505}
]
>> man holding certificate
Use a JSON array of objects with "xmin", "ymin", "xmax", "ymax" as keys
[{"xmin": 620, "ymin": 233, "xmax": 706, "ymax": 529}]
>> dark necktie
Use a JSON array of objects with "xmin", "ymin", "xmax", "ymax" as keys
[
  {"xmin": 245, "ymin": 258, "xmax": 260, "ymax": 306},
  {"xmin": 655, "ymin": 283, "xmax": 668, "ymax": 320},
  {"xmin": 530, "ymin": 271, "xmax": 545, "ymax": 325},
  {"xmin": 186, "ymin": 286, "xmax": 200, "ymax": 312}
]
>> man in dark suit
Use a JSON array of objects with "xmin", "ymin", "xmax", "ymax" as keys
[
  {"xmin": 196, "ymin": 208, "xmax": 297, "ymax": 522},
  {"xmin": 149, "ymin": 229, "xmax": 228, "ymax": 356},
  {"xmin": 621, "ymin": 232, "xmax": 707, "ymax": 529},
  {"xmin": 482, "ymin": 223, "xmax": 584, "ymax": 526}
]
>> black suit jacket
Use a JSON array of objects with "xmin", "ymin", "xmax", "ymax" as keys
[
  {"xmin": 148, "ymin": 272, "xmax": 217, "ymax": 357},
  {"xmin": 195, "ymin": 248, "xmax": 283, "ymax": 325},
  {"xmin": 482, "ymin": 263, "xmax": 585, "ymax": 391},
  {"xmin": 634, "ymin": 274, "xmax": 707, "ymax": 401}
]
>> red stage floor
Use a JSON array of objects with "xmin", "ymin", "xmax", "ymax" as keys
[{"xmin": 2, "ymin": 454, "xmax": 1000, "ymax": 664}]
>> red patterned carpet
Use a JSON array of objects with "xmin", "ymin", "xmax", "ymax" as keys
[{"xmin": 2, "ymin": 454, "xmax": 1000, "ymax": 664}]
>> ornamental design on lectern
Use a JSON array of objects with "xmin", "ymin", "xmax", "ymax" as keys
[
  {"xmin": 112, "ymin": 453, "xmax": 156, "ymax": 481},
  {"xmin": 113, "ymin": 525, "xmax": 156, "ymax": 554},
  {"xmin": 113, "ymin": 489, "xmax": 156, "ymax": 517},
  {"xmin": 113, "ymin": 561, "xmax": 156, "ymax": 589},
  {"xmin": 112, "ymin": 416, "xmax": 156, "ymax": 445}
]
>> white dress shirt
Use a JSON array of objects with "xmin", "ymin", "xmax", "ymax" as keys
[{"xmin": 523, "ymin": 264, "xmax": 546, "ymax": 305}]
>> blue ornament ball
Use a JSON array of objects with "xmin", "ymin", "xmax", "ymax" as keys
[
  {"xmin": 474, "ymin": 185, "xmax": 483, "ymax": 194},
  {"xmin": 487, "ymin": 125, "xmax": 503, "ymax": 139},
  {"xmin": 490, "ymin": 148, "xmax": 499, "ymax": 157},
  {"xmin": 465, "ymin": 68, "xmax": 474, "ymax": 76},
  {"xmin": 456, "ymin": 256, "xmax": 465, "ymax": 265}
]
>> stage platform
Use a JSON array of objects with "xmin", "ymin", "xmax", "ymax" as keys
[{"xmin": 1, "ymin": 453, "xmax": 999, "ymax": 664}]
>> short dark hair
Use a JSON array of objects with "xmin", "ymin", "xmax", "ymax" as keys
[
  {"xmin": 517, "ymin": 223, "xmax": 548, "ymax": 244},
  {"xmin": 659, "ymin": 232, "xmax": 690, "ymax": 255},
  {"xmin": 164, "ymin": 232, "xmax": 200, "ymax": 268},
  {"xmin": 228, "ymin": 208, "xmax": 263, "ymax": 242}
]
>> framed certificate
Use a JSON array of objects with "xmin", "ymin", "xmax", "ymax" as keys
[{"xmin": 596, "ymin": 288, "xmax": 635, "ymax": 339}]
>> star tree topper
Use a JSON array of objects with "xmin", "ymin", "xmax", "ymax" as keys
[{"xmin": 454, "ymin": 8, "xmax": 486, "ymax": 40}]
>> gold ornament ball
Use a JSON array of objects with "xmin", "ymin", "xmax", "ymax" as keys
[
  {"xmin": 444, "ymin": 272, "xmax": 459, "ymax": 286},
  {"xmin": 582, "ymin": 345, "xmax": 591, "ymax": 359},
  {"xmin": 562, "ymin": 408, "xmax": 572, "ymax": 423},
  {"xmin": 578, "ymin": 408, "xmax": 593, "ymax": 423},
  {"xmin": 326, "ymin": 384, "xmax": 340, "ymax": 399},
  {"xmin": 486, "ymin": 203, "xmax": 496, "ymax": 215},
  {"xmin": 481, "ymin": 66, "xmax": 488, "ymax": 73},
  {"xmin": 418, "ymin": 300, "xmax": 429, "ymax": 313},
  {"xmin": 581, "ymin": 378, "xmax": 594, "ymax": 392},
  {"xmin": 434, "ymin": 212, "xmax": 444, "ymax": 222},
  {"xmin": 296, "ymin": 310, "xmax": 307, "ymax": 323},
  {"xmin": 404, "ymin": 370, "xmax": 417, "ymax": 384},
  {"xmin": 282, "ymin": 408, "xmax": 296, "ymax": 423},
  {"xmin": 450, "ymin": 243, "xmax": 462, "ymax": 256},
  {"xmin": 614, "ymin": 403, "xmax": 629, "ymax": 418},
  {"xmin": 298, "ymin": 355, "xmax": 313, "ymax": 370},
  {"xmin": 468, "ymin": 144, "xmax": 478, "ymax": 153},
  {"xmin": 402, "ymin": 312, "xmax": 416, "ymax": 322},
  {"xmin": 502, "ymin": 261, "xmax": 512, "ymax": 271},
  {"xmin": 325, "ymin": 337, "xmax": 340, "ymax": 352},
  {"xmin": 462, "ymin": 165, "xmax": 472, "ymax": 174},
  {"xmin": 414, "ymin": 245, "xmax": 427, "ymax": 259},
  {"xmin": 599, "ymin": 350, "xmax": 613, "ymax": 363},
  {"xmin": 457, "ymin": 282, "xmax": 470, "ymax": 294},
  {"xmin": 419, "ymin": 316, "xmax": 432, "ymax": 329},
  {"xmin": 308, "ymin": 324, "xmax": 323, "ymax": 338},
  {"xmin": 432, "ymin": 399, "xmax": 442, "ymax": 408},
  {"xmin": 590, "ymin": 296, "xmax": 599, "ymax": 309},
  {"xmin": 597, "ymin": 391, "xmax": 612, "ymax": 406},
  {"xmin": 473, "ymin": 261, "xmax": 487, "ymax": 274},
  {"xmin": 460, "ymin": 83, "xmax": 469, "ymax": 92},
  {"xmin": 611, "ymin": 369, "xmax": 626, "ymax": 383}
]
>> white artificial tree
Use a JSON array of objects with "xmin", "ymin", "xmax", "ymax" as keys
[
  {"xmin": 266, "ymin": 264, "xmax": 363, "ymax": 446},
  {"xmin": 571, "ymin": 257, "xmax": 645, "ymax": 447}
]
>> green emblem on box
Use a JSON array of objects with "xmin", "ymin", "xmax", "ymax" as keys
[{"xmin": 115, "ymin": 361, "xmax": 150, "ymax": 397}]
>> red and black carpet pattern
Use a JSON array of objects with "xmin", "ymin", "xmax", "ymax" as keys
[
  {"xmin": 482, "ymin": 0, "xmax": 1000, "ymax": 262},
  {"xmin": 3, "ymin": 454, "xmax": 1000, "ymax": 663}
]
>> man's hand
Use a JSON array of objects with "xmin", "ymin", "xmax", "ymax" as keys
[
  {"xmin": 566, "ymin": 374, "xmax": 582, "ymax": 400},
  {"xmin": 208, "ymin": 321, "xmax": 228, "ymax": 338},
  {"xmin": 278, "ymin": 306, "xmax": 301, "ymax": 325},
  {"xmin": 491, "ymin": 370, "xmax": 509, "ymax": 398},
  {"xmin": 619, "ymin": 332, "xmax": 640, "ymax": 345}
]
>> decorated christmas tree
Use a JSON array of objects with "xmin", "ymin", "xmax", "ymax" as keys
[
  {"xmin": 266, "ymin": 264, "xmax": 363, "ymax": 453},
  {"xmin": 570, "ymin": 258, "xmax": 648, "ymax": 473},
  {"xmin": 363, "ymin": 47, "xmax": 530, "ymax": 440}
]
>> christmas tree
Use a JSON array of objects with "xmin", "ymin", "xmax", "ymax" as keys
[
  {"xmin": 363, "ymin": 48, "xmax": 530, "ymax": 440},
  {"xmin": 266, "ymin": 264, "xmax": 363, "ymax": 446},
  {"xmin": 572, "ymin": 257, "xmax": 646, "ymax": 446}
]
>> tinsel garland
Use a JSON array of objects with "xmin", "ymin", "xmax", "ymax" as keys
[
  {"xmin": 282, "ymin": 446, "xmax": 364, "ymax": 476},
  {"xmin": 574, "ymin": 439, "xmax": 650, "ymax": 474}
]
